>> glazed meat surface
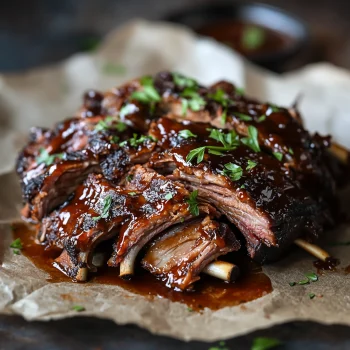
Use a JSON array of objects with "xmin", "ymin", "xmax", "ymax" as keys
[
  {"xmin": 16, "ymin": 71, "xmax": 348, "ymax": 289},
  {"xmin": 142, "ymin": 216, "xmax": 240, "ymax": 291}
]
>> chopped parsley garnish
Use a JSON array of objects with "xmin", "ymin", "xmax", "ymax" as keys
[
  {"xmin": 126, "ymin": 175, "xmax": 133, "ymax": 182},
  {"xmin": 305, "ymin": 272, "xmax": 318, "ymax": 282},
  {"xmin": 241, "ymin": 126, "xmax": 260, "ymax": 152},
  {"xmin": 181, "ymin": 88, "xmax": 206, "ymax": 114},
  {"xmin": 246, "ymin": 159, "xmax": 257, "ymax": 171},
  {"xmin": 289, "ymin": 282, "xmax": 296, "ymax": 287},
  {"xmin": 164, "ymin": 193, "xmax": 173, "ymax": 200},
  {"xmin": 72, "ymin": 305, "xmax": 86, "ymax": 312},
  {"xmin": 120, "ymin": 133, "xmax": 156, "ymax": 147},
  {"xmin": 269, "ymin": 104, "xmax": 281, "ymax": 113},
  {"xmin": 10, "ymin": 238, "xmax": 23, "ymax": 250},
  {"xmin": 36, "ymin": 149, "xmax": 64, "ymax": 166},
  {"xmin": 102, "ymin": 63, "xmax": 126, "ymax": 75},
  {"xmin": 208, "ymin": 88, "xmax": 233, "ymax": 125},
  {"xmin": 128, "ymin": 192, "xmax": 137, "ymax": 196},
  {"xmin": 110, "ymin": 135, "xmax": 120, "ymax": 144},
  {"xmin": 187, "ymin": 307, "xmax": 193, "ymax": 312},
  {"xmin": 257, "ymin": 115, "xmax": 266, "ymax": 123},
  {"xmin": 222, "ymin": 163, "xmax": 243, "ymax": 181},
  {"xmin": 251, "ymin": 337, "xmax": 281, "ymax": 350},
  {"xmin": 273, "ymin": 152, "xmax": 283, "ymax": 161},
  {"xmin": 208, "ymin": 129, "xmax": 238, "ymax": 147},
  {"xmin": 187, "ymin": 190, "xmax": 199, "ymax": 216},
  {"xmin": 173, "ymin": 72, "xmax": 197, "ymax": 89},
  {"xmin": 309, "ymin": 293, "xmax": 316, "ymax": 299},
  {"xmin": 241, "ymin": 26, "xmax": 266, "ymax": 51},
  {"xmin": 131, "ymin": 76, "xmax": 161, "ymax": 104},
  {"xmin": 240, "ymin": 184, "xmax": 246, "ymax": 189},
  {"xmin": 235, "ymin": 112, "xmax": 252, "ymax": 121},
  {"xmin": 13, "ymin": 250, "xmax": 20, "ymax": 255},
  {"xmin": 186, "ymin": 129, "xmax": 239, "ymax": 164},
  {"xmin": 178, "ymin": 129, "xmax": 197, "ymax": 139},
  {"xmin": 288, "ymin": 148, "xmax": 294, "ymax": 155},
  {"xmin": 95, "ymin": 116, "xmax": 127, "ymax": 132},
  {"xmin": 187, "ymin": 147, "xmax": 206, "ymax": 164},
  {"xmin": 93, "ymin": 195, "xmax": 113, "ymax": 221},
  {"xmin": 298, "ymin": 279, "xmax": 309, "ymax": 285}
]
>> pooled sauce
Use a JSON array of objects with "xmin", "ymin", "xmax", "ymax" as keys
[
  {"xmin": 197, "ymin": 20, "xmax": 292, "ymax": 57},
  {"xmin": 12, "ymin": 222, "xmax": 272, "ymax": 311},
  {"xmin": 313, "ymin": 257, "xmax": 340, "ymax": 272}
]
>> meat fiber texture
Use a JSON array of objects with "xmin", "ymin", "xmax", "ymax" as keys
[{"xmin": 0, "ymin": 20, "xmax": 349, "ymax": 341}]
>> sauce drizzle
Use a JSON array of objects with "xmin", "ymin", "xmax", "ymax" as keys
[{"xmin": 12, "ymin": 222, "xmax": 272, "ymax": 311}]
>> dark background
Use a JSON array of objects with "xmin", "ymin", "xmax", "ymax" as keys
[
  {"xmin": 1, "ymin": 0, "xmax": 350, "ymax": 72},
  {"xmin": 1, "ymin": 1, "xmax": 350, "ymax": 349}
]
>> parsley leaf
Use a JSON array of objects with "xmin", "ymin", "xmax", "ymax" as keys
[
  {"xmin": 208, "ymin": 129, "xmax": 238, "ymax": 148},
  {"xmin": 251, "ymin": 337, "xmax": 281, "ymax": 350},
  {"xmin": 93, "ymin": 195, "xmax": 113, "ymax": 221},
  {"xmin": 178, "ymin": 129, "xmax": 197, "ymax": 139},
  {"xmin": 181, "ymin": 88, "xmax": 206, "ymax": 114},
  {"xmin": 173, "ymin": 72, "xmax": 197, "ymax": 89},
  {"xmin": 289, "ymin": 282, "xmax": 296, "ymax": 287},
  {"xmin": 288, "ymin": 148, "xmax": 294, "ymax": 155},
  {"xmin": 269, "ymin": 104, "xmax": 281, "ymax": 113},
  {"xmin": 72, "ymin": 305, "xmax": 85, "ymax": 312},
  {"xmin": 120, "ymin": 133, "xmax": 156, "ymax": 148},
  {"xmin": 131, "ymin": 76, "xmax": 161, "ymax": 104},
  {"xmin": 164, "ymin": 193, "xmax": 173, "ymax": 200},
  {"xmin": 13, "ymin": 249, "xmax": 20, "ymax": 255},
  {"xmin": 126, "ymin": 175, "xmax": 133, "ymax": 182},
  {"xmin": 128, "ymin": 192, "xmax": 137, "ymax": 196},
  {"xmin": 235, "ymin": 112, "xmax": 252, "ymax": 121},
  {"xmin": 208, "ymin": 88, "xmax": 232, "ymax": 125},
  {"xmin": 241, "ymin": 126, "xmax": 260, "ymax": 152},
  {"xmin": 246, "ymin": 159, "xmax": 257, "ymax": 171},
  {"xmin": 36, "ymin": 149, "xmax": 64, "ymax": 166},
  {"xmin": 187, "ymin": 190, "xmax": 199, "ymax": 216},
  {"xmin": 186, "ymin": 129, "xmax": 239, "ymax": 164},
  {"xmin": 305, "ymin": 272, "xmax": 318, "ymax": 282},
  {"xmin": 95, "ymin": 117, "xmax": 127, "ymax": 132},
  {"xmin": 10, "ymin": 238, "xmax": 23, "ymax": 250},
  {"xmin": 273, "ymin": 152, "xmax": 283, "ymax": 161},
  {"xmin": 257, "ymin": 115, "xmax": 266, "ymax": 123},
  {"xmin": 186, "ymin": 147, "xmax": 206, "ymax": 164},
  {"xmin": 298, "ymin": 279, "xmax": 309, "ymax": 285},
  {"xmin": 309, "ymin": 293, "xmax": 316, "ymax": 299},
  {"xmin": 222, "ymin": 163, "xmax": 243, "ymax": 181},
  {"xmin": 241, "ymin": 26, "xmax": 266, "ymax": 51}
]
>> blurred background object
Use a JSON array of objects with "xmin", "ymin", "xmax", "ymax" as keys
[{"xmin": 1, "ymin": 0, "xmax": 350, "ymax": 73}]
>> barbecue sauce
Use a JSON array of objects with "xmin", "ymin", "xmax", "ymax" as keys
[
  {"xmin": 12, "ymin": 222, "xmax": 272, "ymax": 311},
  {"xmin": 197, "ymin": 21, "xmax": 292, "ymax": 58}
]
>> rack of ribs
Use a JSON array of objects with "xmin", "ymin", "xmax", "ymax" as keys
[{"xmin": 16, "ymin": 71, "xmax": 349, "ymax": 290}]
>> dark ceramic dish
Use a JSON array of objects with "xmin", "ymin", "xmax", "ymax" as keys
[{"xmin": 165, "ymin": 2, "xmax": 309, "ymax": 71}]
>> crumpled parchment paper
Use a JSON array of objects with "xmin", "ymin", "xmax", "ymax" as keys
[{"xmin": 0, "ymin": 20, "xmax": 349, "ymax": 341}]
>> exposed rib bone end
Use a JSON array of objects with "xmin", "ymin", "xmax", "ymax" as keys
[
  {"xmin": 294, "ymin": 238, "xmax": 330, "ymax": 261},
  {"xmin": 202, "ymin": 260, "xmax": 240, "ymax": 282}
]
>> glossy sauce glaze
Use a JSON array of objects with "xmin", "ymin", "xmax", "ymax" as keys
[{"xmin": 12, "ymin": 222, "xmax": 272, "ymax": 311}]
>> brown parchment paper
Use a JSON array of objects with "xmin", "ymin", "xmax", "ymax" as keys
[{"xmin": 0, "ymin": 20, "xmax": 349, "ymax": 341}]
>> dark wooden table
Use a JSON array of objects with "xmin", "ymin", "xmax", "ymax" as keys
[{"xmin": 1, "ymin": 1, "xmax": 350, "ymax": 349}]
